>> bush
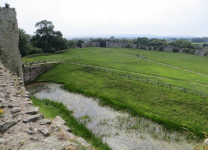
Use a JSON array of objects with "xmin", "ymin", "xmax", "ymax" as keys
[
  {"xmin": 149, "ymin": 47, "xmax": 151, "ymax": 50},
  {"xmin": 204, "ymin": 51, "xmax": 208, "ymax": 56},
  {"xmin": 154, "ymin": 46, "xmax": 158, "ymax": 50},
  {"xmin": 173, "ymin": 47, "xmax": 179, "ymax": 52},
  {"xmin": 28, "ymin": 47, "xmax": 43, "ymax": 55},
  {"xmin": 188, "ymin": 49, "xmax": 195, "ymax": 54},
  {"xmin": 159, "ymin": 46, "xmax": 163, "ymax": 51},
  {"xmin": 5, "ymin": 3, "xmax": 10, "ymax": 8},
  {"xmin": 126, "ymin": 44, "xmax": 130, "ymax": 48},
  {"xmin": 183, "ymin": 48, "xmax": 195, "ymax": 54}
]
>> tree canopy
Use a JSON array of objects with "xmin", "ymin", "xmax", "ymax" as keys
[{"xmin": 31, "ymin": 20, "xmax": 68, "ymax": 53}]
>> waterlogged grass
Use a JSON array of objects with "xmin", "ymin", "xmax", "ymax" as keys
[
  {"xmin": 35, "ymin": 63, "xmax": 208, "ymax": 139},
  {"xmin": 30, "ymin": 96, "xmax": 111, "ymax": 150}
]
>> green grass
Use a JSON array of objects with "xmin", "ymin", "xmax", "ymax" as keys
[
  {"xmin": 30, "ymin": 96, "xmax": 111, "ymax": 150},
  {"xmin": 22, "ymin": 47, "xmax": 208, "ymax": 93},
  {"xmin": 35, "ymin": 63, "xmax": 208, "ymax": 139}
]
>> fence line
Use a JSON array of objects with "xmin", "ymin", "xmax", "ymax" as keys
[{"xmin": 23, "ymin": 60, "xmax": 208, "ymax": 97}]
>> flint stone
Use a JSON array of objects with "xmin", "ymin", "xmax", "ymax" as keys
[
  {"xmin": 24, "ymin": 129, "xmax": 34, "ymax": 135},
  {"xmin": 39, "ymin": 119, "xmax": 51, "ymax": 125},
  {"xmin": 53, "ymin": 116, "xmax": 66, "ymax": 126},
  {"xmin": 8, "ymin": 103, "xmax": 20, "ymax": 108},
  {"xmin": 0, "ymin": 139, "xmax": 5, "ymax": 144},
  {"xmin": 76, "ymin": 137, "xmax": 90, "ymax": 147},
  {"xmin": 0, "ymin": 121, "xmax": 17, "ymax": 134},
  {"xmin": 60, "ymin": 125, "xmax": 72, "ymax": 132},
  {"xmin": 25, "ymin": 107, "xmax": 39, "ymax": 115},
  {"xmin": 21, "ymin": 136, "xmax": 64, "ymax": 150},
  {"xmin": 11, "ymin": 107, "xmax": 21, "ymax": 114},
  {"xmin": 25, "ymin": 91, "xmax": 30, "ymax": 95},
  {"xmin": 23, "ymin": 114, "xmax": 44, "ymax": 123},
  {"xmin": 62, "ymin": 130, "xmax": 77, "ymax": 140},
  {"xmin": 4, "ymin": 137, "xmax": 14, "ymax": 145},
  {"xmin": 38, "ymin": 126, "xmax": 50, "ymax": 137},
  {"xmin": 30, "ymin": 137, "xmax": 39, "ymax": 141},
  {"xmin": 0, "ymin": 98, "xmax": 4, "ymax": 102},
  {"xmin": 7, "ymin": 126, "xmax": 16, "ymax": 134},
  {"xmin": 12, "ymin": 113, "xmax": 23, "ymax": 119}
]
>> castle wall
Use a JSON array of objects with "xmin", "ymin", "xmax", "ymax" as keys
[
  {"xmin": 0, "ymin": 8, "xmax": 23, "ymax": 79},
  {"xmin": 23, "ymin": 64, "xmax": 53, "ymax": 84}
]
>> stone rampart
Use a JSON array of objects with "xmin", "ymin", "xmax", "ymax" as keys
[
  {"xmin": 81, "ymin": 42, "xmax": 100, "ymax": 48},
  {"xmin": 0, "ymin": 7, "xmax": 23, "ymax": 80},
  {"xmin": 0, "ymin": 61, "xmax": 92, "ymax": 149},
  {"xmin": 23, "ymin": 65, "xmax": 53, "ymax": 84},
  {"xmin": 106, "ymin": 42, "xmax": 208, "ymax": 57}
]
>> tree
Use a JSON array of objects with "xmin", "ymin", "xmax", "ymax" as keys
[
  {"xmin": 19, "ymin": 28, "xmax": 31, "ymax": 56},
  {"xmin": 77, "ymin": 40, "xmax": 84, "ymax": 48},
  {"xmin": 31, "ymin": 20, "xmax": 68, "ymax": 53}
]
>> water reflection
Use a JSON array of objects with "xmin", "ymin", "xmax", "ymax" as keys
[{"xmin": 26, "ymin": 82, "xmax": 196, "ymax": 150}]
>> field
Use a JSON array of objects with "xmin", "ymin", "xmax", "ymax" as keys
[
  {"xmin": 22, "ymin": 47, "xmax": 208, "ymax": 139},
  {"xmin": 23, "ymin": 47, "xmax": 208, "ymax": 93}
]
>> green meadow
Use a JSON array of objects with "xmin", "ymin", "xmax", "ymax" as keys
[
  {"xmin": 22, "ymin": 47, "xmax": 208, "ymax": 139},
  {"xmin": 22, "ymin": 47, "xmax": 208, "ymax": 93}
]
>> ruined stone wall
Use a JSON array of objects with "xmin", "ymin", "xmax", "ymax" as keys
[
  {"xmin": 23, "ymin": 65, "xmax": 53, "ymax": 84},
  {"xmin": 164, "ymin": 46, "xmax": 174, "ymax": 52},
  {"xmin": 0, "ymin": 8, "xmax": 23, "ymax": 80},
  {"xmin": 81, "ymin": 42, "xmax": 100, "ymax": 48}
]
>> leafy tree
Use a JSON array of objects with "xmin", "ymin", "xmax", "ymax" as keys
[
  {"xmin": 31, "ymin": 20, "xmax": 68, "ymax": 53},
  {"xmin": 19, "ymin": 28, "xmax": 31, "ymax": 56},
  {"xmin": 77, "ymin": 40, "xmax": 84, "ymax": 48}
]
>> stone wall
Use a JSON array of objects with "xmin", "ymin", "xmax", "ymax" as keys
[
  {"xmin": 0, "ymin": 61, "xmax": 92, "ymax": 149},
  {"xmin": 106, "ymin": 42, "xmax": 208, "ymax": 57},
  {"xmin": 81, "ymin": 42, "xmax": 100, "ymax": 48},
  {"xmin": 0, "ymin": 7, "xmax": 23, "ymax": 80},
  {"xmin": 23, "ymin": 65, "xmax": 53, "ymax": 84}
]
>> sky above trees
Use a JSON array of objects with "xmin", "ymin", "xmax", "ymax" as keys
[{"xmin": 1, "ymin": 0, "xmax": 208, "ymax": 37}]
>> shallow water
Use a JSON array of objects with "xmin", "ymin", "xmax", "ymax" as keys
[{"xmin": 26, "ymin": 82, "xmax": 196, "ymax": 150}]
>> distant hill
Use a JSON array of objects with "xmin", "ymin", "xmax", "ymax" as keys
[{"xmin": 66, "ymin": 34, "xmax": 198, "ymax": 39}]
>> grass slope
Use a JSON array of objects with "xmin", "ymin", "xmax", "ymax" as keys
[
  {"xmin": 22, "ymin": 47, "xmax": 208, "ymax": 93},
  {"xmin": 31, "ymin": 96, "xmax": 111, "ymax": 150},
  {"xmin": 36, "ymin": 63, "xmax": 208, "ymax": 139}
]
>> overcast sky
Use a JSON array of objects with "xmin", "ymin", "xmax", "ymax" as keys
[{"xmin": 1, "ymin": 0, "xmax": 208, "ymax": 38}]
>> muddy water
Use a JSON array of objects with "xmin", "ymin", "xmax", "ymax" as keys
[{"xmin": 26, "ymin": 82, "xmax": 196, "ymax": 150}]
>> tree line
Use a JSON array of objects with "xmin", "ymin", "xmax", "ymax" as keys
[
  {"xmin": 19, "ymin": 20, "xmax": 204, "ymax": 57},
  {"xmin": 19, "ymin": 20, "xmax": 77, "ymax": 56}
]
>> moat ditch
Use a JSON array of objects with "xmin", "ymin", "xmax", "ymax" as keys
[{"xmin": 26, "ymin": 82, "xmax": 197, "ymax": 150}]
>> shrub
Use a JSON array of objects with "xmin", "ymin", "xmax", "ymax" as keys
[
  {"xmin": 188, "ymin": 49, "xmax": 195, "ymax": 54},
  {"xmin": 173, "ymin": 47, "xmax": 179, "ymax": 52},
  {"xmin": 5, "ymin": 3, "xmax": 10, "ymax": 8},
  {"xmin": 28, "ymin": 47, "xmax": 43, "ymax": 54},
  {"xmin": 159, "ymin": 46, "xmax": 163, "ymax": 51},
  {"xmin": 204, "ymin": 51, "xmax": 208, "ymax": 56},
  {"xmin": 149, "ymin": 47, "xmax": 151, "ymax": 50},
  {"xmin": 126, "ymin": 44, "xmax": 130, "ymax": 48},
  {"xmin": 154, "ymin": 46, "xmax": 158, "ymax": 50}
]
